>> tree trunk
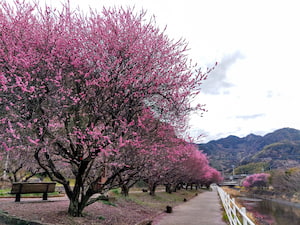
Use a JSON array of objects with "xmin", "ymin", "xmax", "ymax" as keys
[
  {"xmin": 34, "ymin": 149, "xmax": 101, "ymax": 217},
  {"xmin": 149, "ymin": 183, "xmax": 157, "ymax": 196},
  {"xmin": 67, "ymin": 189, "xmax": 93, "ymax": 217},
  {"xmin": 68, "ymin": 199, "xmax": 84, "ymax": 217},
  {"xmin": 121, "ymin": 185, "xmax": 129, "ymax": 196},
  {"xmin": 165, "ymin": 184, "xmax": 172, "ymax": 194},
  {"xmin": 176, "ymin": 184, "xmax": 181, "ymax": 191},
  {"xmin": 165, "ymin": 184, "xmax": 175, "ymax": 194}
]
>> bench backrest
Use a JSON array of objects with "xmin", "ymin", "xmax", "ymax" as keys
[{"xmin": 11, "ymin": 182, "xmax": 56, "ymax": 194}]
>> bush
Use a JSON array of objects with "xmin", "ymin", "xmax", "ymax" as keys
[{"xmin": 242, "ymin": 173, "xmax": 270, "ymax": 189}]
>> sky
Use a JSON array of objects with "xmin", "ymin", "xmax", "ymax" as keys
[{"xmin": 8, "ymin": 0, "xmax": 300, "ymax": 143}]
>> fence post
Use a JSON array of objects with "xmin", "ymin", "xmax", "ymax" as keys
[
  {"xmin": 217, "ymin": 187, "xmax": 256, "ymax": 225},
  {"xmin": 241, "ymin": 207, "xmax": 247, "ymax": 225},
  {"xmin": 232, "ymin": 198, "xmax": 237, "ymax": 225}
]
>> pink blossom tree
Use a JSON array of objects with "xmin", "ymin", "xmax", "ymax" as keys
[
  {"xmin": 0, "ymin": 145, "xmax": 41, "ymax": 182},
  {"xmin": 199, "ymin": 166, "xmax": 223, "ymax": 188},
  {"xmin": 0, "ymin": 118, "xmax": 41, "ymax": 182},
  {"xmin": 109, "ymin": 109, "xmax": 182, "ymax": 196},
  {"xmin": 242, "ymin": 173, "xmax": 270, "ymax": 189},
  {"xmin": 162, "ymin": 143, "xmax": 196, "ymax": 193},
  {"xmin": 0, "ymin": 1, "xmax": 210, "ymax": 216},
  {"xmin": 180, "ymin": 148, "xmax": 221, "ymax": 189},
  {"xmin": 136, "ymin": 117, "xmax": 188, "ymax": 196}
]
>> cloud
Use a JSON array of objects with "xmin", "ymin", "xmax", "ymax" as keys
[
  {"xmin": 236, "ymin": 113, "xmax": 265, "ymax": 120},
  {"xmin": 201, "ymin": 51, "xmax": 244, "ymax": 95}
]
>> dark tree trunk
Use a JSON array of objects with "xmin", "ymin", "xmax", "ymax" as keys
[
  {"xmin": 149, "ymin": 183, "xmax": 157, "ymax": 196},
  {"xmin": 68, "ymin": 199, "xmax": 83, "ymax": 217},
  {"xmin": 165, "ymin": 184, "xmax": 172, "ymax": 194},
  {"xmin": 34, "ymin": 150, "xmax": 96, "ymax": 217},
  {"xmin": 176, "ymin": 183, "xmax": 182, "ymax": 190},
  {"xmin": 66, "ymin": 184, "xmax": 95, "ymax": 217},
  {"xmin": 121, "ymin": 185, "xmax": 129, "ymax": 196}
]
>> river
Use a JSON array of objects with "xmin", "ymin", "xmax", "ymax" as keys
[{"xmin": 237, "ymin": 196, "xmax": 300, "ymax": 225}]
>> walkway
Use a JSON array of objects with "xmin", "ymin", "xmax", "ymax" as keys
[{"xmin": 154, "ymin": 188, "xmax": 227, "ymax": 225}]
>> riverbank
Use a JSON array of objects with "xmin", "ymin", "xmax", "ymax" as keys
[
  {"xmin": 222, "ymin": 186, "xmax": 300, "ymax": 205},
  {"xmin": 222, "ymin": 187, "xmax": 300, "ymax": 225},
  {"xmin": 249, "ymin": 189, "xmax": 300, "ymax": 205},
  {"xmin": 221, "ymin": 187, "xmax": 259, "ymax": 224}
]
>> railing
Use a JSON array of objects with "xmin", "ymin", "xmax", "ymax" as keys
[{"xmin": 216, "ymin": 186, "xmax": 255, "ymax": 225}]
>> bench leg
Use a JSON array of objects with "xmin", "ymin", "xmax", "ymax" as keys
[
  {"xmin": 43, "ymin": 193, "xmax": 48, "ymax": 200},
  {"xmin": 15, "ymin": 193, "xmax": 21, "ymax": 202}
]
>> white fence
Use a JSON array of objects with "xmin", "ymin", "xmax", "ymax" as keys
[{"xmin": 216, "ymin": 186, "xmax": 256, "ymax": 225}]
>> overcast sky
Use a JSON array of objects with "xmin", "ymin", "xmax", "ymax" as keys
[{"xmin": 13, "ymin": 0, "xmax": 300, "ymax": 143}]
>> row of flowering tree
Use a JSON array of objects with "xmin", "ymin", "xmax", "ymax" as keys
[
  {"xmin": 112, "ymin": 116, "xmax": 223, "ymax": 196},
  {"xmin": 0, "ymin": 1, "xmax": 219, "ymax": 217}
]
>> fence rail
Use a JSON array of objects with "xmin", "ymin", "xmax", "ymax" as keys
[{"xmin": 216, "ymin": 186, "xmax": 255, "ymax": 225}]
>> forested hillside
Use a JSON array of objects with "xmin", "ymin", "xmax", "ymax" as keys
[{"xmin": 198, "ymin": 128, "xmax": 300, "ymax": 173}]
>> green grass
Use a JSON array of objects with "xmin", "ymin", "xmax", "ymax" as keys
[
  {"xmin": 0, "ymin": 189, "xmax": 62, "ymax": 197},
  {"xmin": 122, "ymin": 189, "xmax": 201, "ymax": 210},
  {"xmin": 222, "ymin": 211, "xmax": 229, "ymax": 223},
  {"xmin": 0, "ymin": 189, "xmax": 10, "ymax": 196},
  {"xmin": 54, "ymin": 178, "xmax": 75, "ymax": 187},
  {"xmin": 98, "ymin": 216, "xmax": 105, "ymax": 220},
  {"xmin": 110, "ymin": 188, "xmax": 120, "ymax": 195},
  {"xmin": 100, "ymin": 200, "xmax": 116, "ymax": 207}
]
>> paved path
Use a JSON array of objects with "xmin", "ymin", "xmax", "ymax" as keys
[{"xmin": 154, "ymin": 189, "xmax": 227, "ymax": 225}]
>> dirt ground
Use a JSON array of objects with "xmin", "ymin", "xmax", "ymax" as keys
[{"xmin": 0, "ymin": 195, "xmax": 158, "ymax": 225}]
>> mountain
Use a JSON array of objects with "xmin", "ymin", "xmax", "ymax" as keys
[
  {"xmin": 251, "ymin": 141, "xmax": 300, "ymax": 168},
  {"xmin": 197, "ymin": 128, "xmax": 300, "ymax": 172}
]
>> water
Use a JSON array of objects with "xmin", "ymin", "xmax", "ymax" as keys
[{"xmin": 238, "ymin": 197, "xmax": 300, "ymax": 225}]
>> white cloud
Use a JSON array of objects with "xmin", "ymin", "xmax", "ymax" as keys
[{"xmin": 201, "ymin": 52, "xmax": 244, "ymax": 95}]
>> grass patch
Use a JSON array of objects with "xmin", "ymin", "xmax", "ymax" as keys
[
  {"xmin": 123, "ymin": 189, "xmax": 201, "ymax": 210},
  {"xmin": 222, "ymin": 211, "xmax": 229, "ymax": 223},
  {"xmin": 221, "ymin": 186, "xmax": 241, "ymax": 197},
  {"xmin": 0, "ymin": 189, "xmax": 10, "ymax": 195},
  {"xmin": 98, "ymin": 216, "xmax": 105, "ymax": 220},
  {"xmin": 100, "ymin": 200, "xmax": 116, "ymax": 207},
  {"xmin": 110, "ymin": 188, "xmax": 120, "ymax": 195},
  {"xmin": 0, "ymin": 191, "xmax": 62, "ymax": 198}
]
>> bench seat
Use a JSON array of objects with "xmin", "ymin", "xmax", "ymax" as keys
[{"xmin": 11, "ymin": 182, "xmax": 56, "ymax": 202}]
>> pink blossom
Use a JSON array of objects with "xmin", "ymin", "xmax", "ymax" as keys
[
  {"xmin": 2, "ymin": 142, "xmax": 12, "ymax": 151},
  {"xmin": 28, "ymin": 137, "xmax": 40, "ymax": 146},
  {"xmin": 242, "ymin": 173, "xmax": 270, "ymax": 188}
]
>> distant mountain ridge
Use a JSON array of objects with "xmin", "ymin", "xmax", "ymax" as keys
[{"xmin": 197, "ymin": 128, "xmax": 300, "ymax": 172}]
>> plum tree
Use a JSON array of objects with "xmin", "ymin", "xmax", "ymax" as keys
[
  {"xmin": 0, "ymin": 1, "xmax": 211, "ymax": 216},
  {"xmin": 242, "ymin": 173, "xmax": 270, "ymax": 189}
]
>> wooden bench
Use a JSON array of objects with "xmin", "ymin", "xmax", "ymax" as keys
[{"xmin": 11, "ymin": 182, "xmax": 56, "ymax": 202}]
